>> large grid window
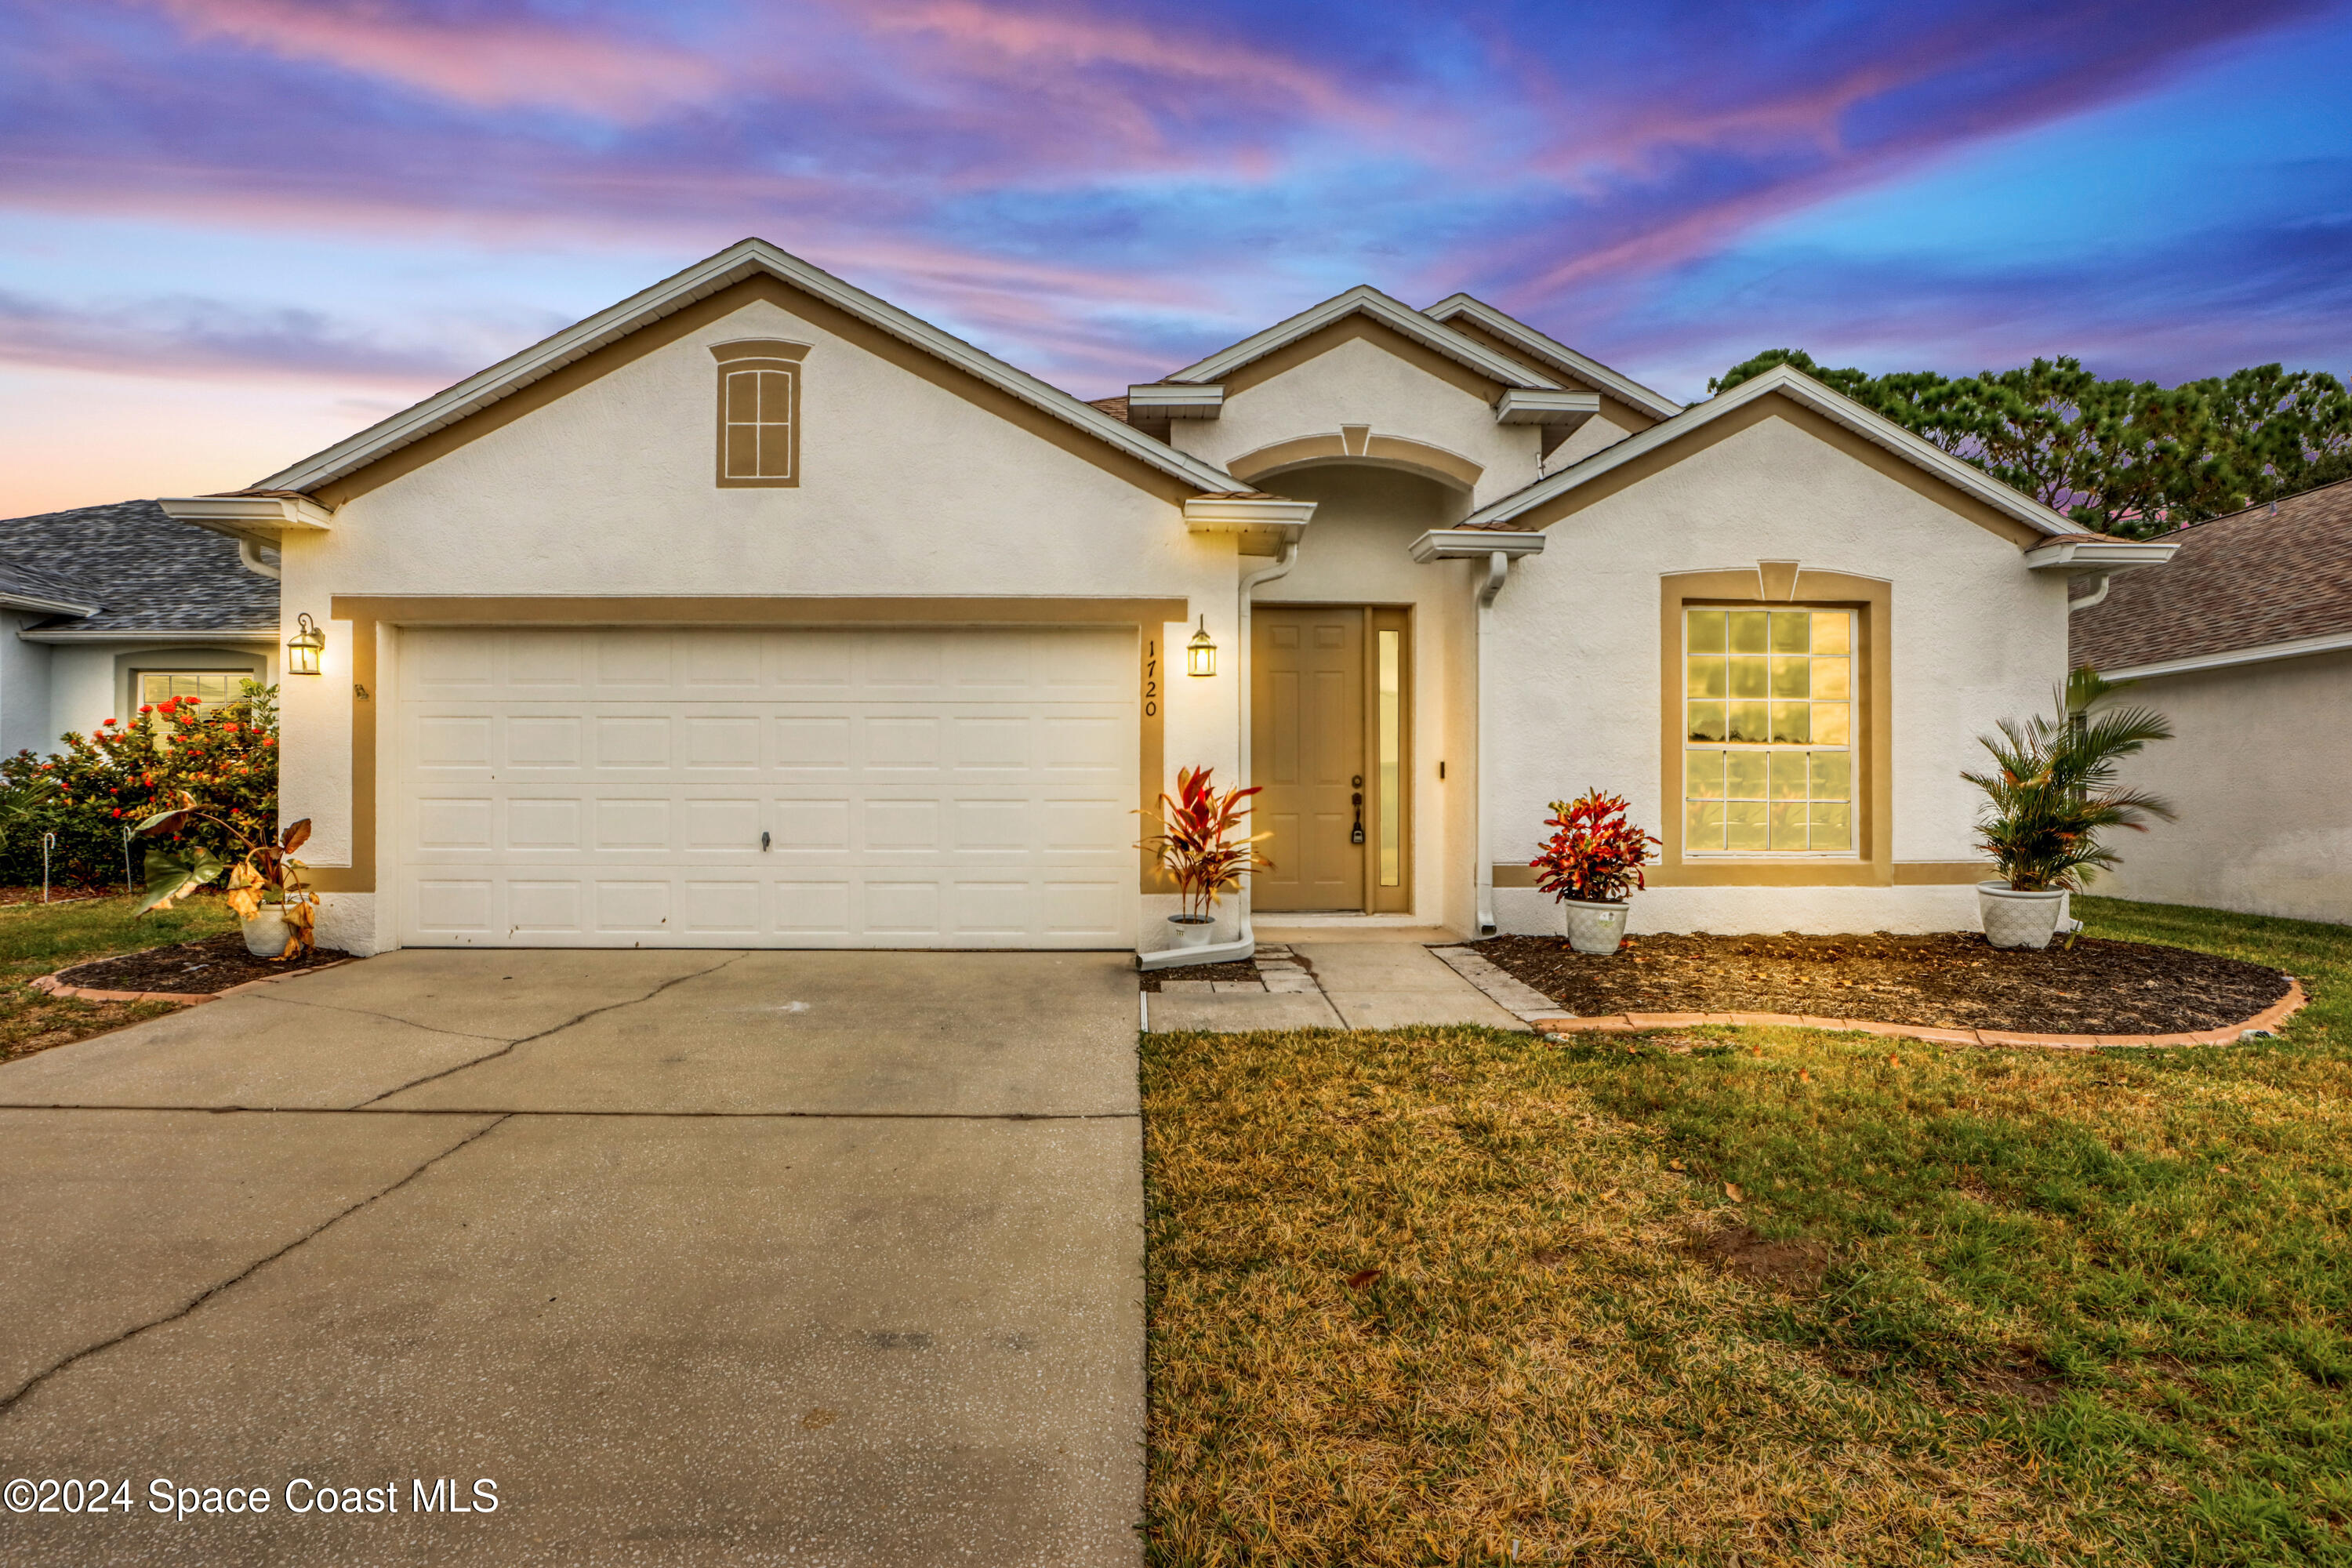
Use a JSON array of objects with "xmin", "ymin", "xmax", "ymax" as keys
[{"xmin": 1683, "ymin": 608, "xmax": 1853, "ymax": 853}]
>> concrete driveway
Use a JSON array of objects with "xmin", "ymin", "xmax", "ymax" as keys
[{"xmin": 0, "ymin": 950, "xmax": 1144, "ymax": 1565}]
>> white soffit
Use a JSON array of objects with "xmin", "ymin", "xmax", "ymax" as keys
[
  {"xmin": 160, "ymin": 493, "xmax": 335, "ymax": 543},
  {"xmin": 1421, "ymin": 293, "xmax": 1684, "ymax": 423},
  {"xmin": 1458, "ymin": 365, "xmax": 2083, "ymax": 539},
  {"xmin": 252, "ymin": 238, "xmax": 1241, "ymax": 498},
  {"xmin": 1164, "ymin": 285, "xmax": 1563, "ymax": 391},
  {"xmin": 1408, "ymin": 528, "xmax": 1547, "ymax": 562},
  {"xmin": 1183, "ymin": 495, "xmax": 1316, "ymax": 539},
  {"xmin": 2022, "ymin": 537, "xmax": 2179, "ymax": 573},
  {"xmin": 1127, "ymin": 383, "xmax": 1225, "ymax": 419},
  {"xmin": 1494, "ymin": 389, "xmax": 1599, "ymax": 426}
]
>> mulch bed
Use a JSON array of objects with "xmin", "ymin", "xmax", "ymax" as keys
[
  {"xmin": 54, "ymin": 932, "xmax": 354, "ymax": 996},
  {"xmin": 1468, "ymin": 931, "xmax": 2292, "ymax": 1036},
  {"xmin": 1140, "ymin": 957, "xmax": 1261, "ymax": 993}
]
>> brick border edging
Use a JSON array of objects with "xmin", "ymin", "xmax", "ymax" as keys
[
  {"xmin": 1519, "ymin": 977, "xmax": 2307, "ymax": 1051},
  {"xmin": 30, "ymin": 956, "xmax": 357, "ymax": 1008}
]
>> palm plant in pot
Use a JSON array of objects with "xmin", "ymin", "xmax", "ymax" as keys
[
  {"xmin": 1530, "ymin": 789, "xmax": 1660, "ymax": 956},
  {"xmin": 1962, "ymin": 667, "xmax": 2173, "ymax": 950},
  {"xmin": 1137, "ymin": 765, "xmax": 1271, "ymax": 949},
  {"xmin": 135, "ymin": 790, "xmax": 317, "ymax": 959}
]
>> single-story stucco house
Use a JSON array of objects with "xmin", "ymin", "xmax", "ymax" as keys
[
  {"xmin": 2073, "ymin": 477, "xmax": 2352, "ymax": 927},
  {"xmin": 158, "ymin": 238, "xmax": 2173, "ymax": 960},
  {"xmin": 0, "ymin": 499, "xmax": 281, "ymax": 757}
]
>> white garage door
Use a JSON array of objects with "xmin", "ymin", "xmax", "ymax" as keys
[{"xmin": 394, "ymin": 626, "xmax": 1138, "ymax": 948}]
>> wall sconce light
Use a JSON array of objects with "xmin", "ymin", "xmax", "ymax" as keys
[
  {"xmin": 1186, "ymin": 616, "xmax": 1217, "ymax": 677},
  {"xmin": 287, "ymin": 612, "xmax": 325, "ymax": 676}
]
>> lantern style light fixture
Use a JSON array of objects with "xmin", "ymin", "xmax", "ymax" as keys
[
  {"xmin": 286, "ymin": 612, "xmax": 325, "ymax": 676},
  {"xmin": 1185, "ymin": 615, "xmax": 1217, "ymax": 677}
]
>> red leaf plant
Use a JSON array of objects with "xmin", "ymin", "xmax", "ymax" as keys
[
  {"xmin": 1529, "ymin": 789, "xmax": 1661, "ymax": 906},
  {"xmin": 1137, "ymin": 765, "xmax": 1272, "ymax": 923}
]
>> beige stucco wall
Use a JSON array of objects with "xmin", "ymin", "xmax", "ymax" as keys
[
  {"xmin": 2094, "ymin": 651, "xmax": 2352, "ymax": 925},
  {"xmin": 280, "ymin": 292, "xmax": 1248, "ymax": 953},
  {"xmin": 1172, "ymin": 336, "xmax": 1542, "ymax": 510},
  {"xmin": 1486, "ymin": 405, "xmax": 2067, "ymax": 935}
]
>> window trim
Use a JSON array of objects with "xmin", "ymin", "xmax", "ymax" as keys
[
  {"xmin": 1653, "ymin": 566, "xmax": 1893, "ymax": 887},
  {"xmin": 710, "ymin": 339, "xmax": 808, "ymax": 488}
]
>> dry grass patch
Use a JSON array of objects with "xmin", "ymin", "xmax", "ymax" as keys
[{"xmin": 1142, "ymin": 896, "xmax": 2352, "ymax": 1566}]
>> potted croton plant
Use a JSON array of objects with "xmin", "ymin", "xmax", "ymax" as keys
[
  {"xmin": 136, "ymin": 790, "xmax": 318, "ymax": 959},
  {"xmin": 1530, "ymin": 789, "xmax": 1661, "ymax": 956},
  {"xmin": 1962, "ymin": 667, "xmax": 2173, "ymax": 950},
  {"xmin": 1137, "ymin": 764, "xmax": 1271, "ymax": 949}
]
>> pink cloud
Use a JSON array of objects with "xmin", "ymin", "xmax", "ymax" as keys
[{"xmin": 142, "ymin": 0, "xmax": 724, "ymax": 120}]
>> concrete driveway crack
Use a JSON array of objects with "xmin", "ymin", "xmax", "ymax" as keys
[
  {"xmin": 245, "ymin": 993, "xmax": 514, "ymax": 1042},
  {"xmin": 0, "ymin": 1112, "xmax": 511, "ymax": 1419},
  {"xmin": 354, "ymin": 952, "xmax": 751, "ymax": 1108}
]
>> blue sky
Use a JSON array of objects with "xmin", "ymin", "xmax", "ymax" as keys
[{"xmin": 2, "ymin": 0, "xmax": 2348, "ymax": 512}]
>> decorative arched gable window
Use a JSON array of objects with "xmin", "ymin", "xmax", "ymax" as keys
[{"xmin": 711, "ymin": 339, "xmax": 809, "ymax": 487}]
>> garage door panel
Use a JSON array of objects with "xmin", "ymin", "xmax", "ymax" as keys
[{"xmin": 397, "ymin": 627, "xmax": 1138, "ymax": 948}]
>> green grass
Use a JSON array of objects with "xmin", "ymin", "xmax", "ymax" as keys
[
  {"xmin": 1142, "ymin": 895, "xmax": 2352, "ymax": 1566},
  {"xmin": 0, "ymin": 891, "xmax": 241, "ymax": 1062}
]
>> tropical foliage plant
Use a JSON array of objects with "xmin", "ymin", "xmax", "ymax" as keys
[
  {"xmin": 135, "ymin": 792, "xmax": 315, "ymax": 957},
  {"xmin": 1138, "ymin": 765, "xmax": 1272, "ymax": 922},
  {"xmin": 1530, "ymin": 789, "xmax": 1660, "ymax": 906},
  {"xmin": 1962, "ymin": 667, "xmax": 2175, "ymax": 893}
]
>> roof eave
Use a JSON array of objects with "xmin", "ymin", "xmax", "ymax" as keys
[
  {"xmin": 1166, "ymin": 285, "xmax": 1562, "ymax": 391},
  {"xmin": 1460, "ymin": 366, "xmax": 2079, "ymax": 539},
  {"xmin": 1421, "ymin": 294, "xmax": 1684, "ymax": 422},
  {"xmin": 253, "ymin": 238, "xmax": 1240, "ymax": 499}
]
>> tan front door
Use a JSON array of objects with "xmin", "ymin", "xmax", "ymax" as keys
[{"xmin": 1251, "ymin": 607, "xmax": 1367, "ymax": 911}]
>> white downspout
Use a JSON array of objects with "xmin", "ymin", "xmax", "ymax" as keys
[
  {"xmin": 1234, "ymin": 539, "xmax": 1301, "ymax": 951},
  {"xmin": 1475, "ymin": 550, "xmax": 1510, "ymax": 935},
  {"xmin": 238, "ymin": 538, "xmax": 281, "ymax": 581},
  {"xmin": 2067, "ymin": 572, "xmax": 2111, "ymax": 613}
]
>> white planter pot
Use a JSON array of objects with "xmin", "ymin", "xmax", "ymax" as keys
[
  {"xmin": 1167, "ymin": 915, "xmax": 1217, "ymax": 950},
  {"xmin": 1976, "ymin": 881, "xmax": 2072, "ymax": 950},
  {"xmin": 241, "ymin": 907, "xmax": 292, "ymax": 958},
  {"xmin": 1562, "ymin": 898, "xmax": 1629, "ymax": 956}
]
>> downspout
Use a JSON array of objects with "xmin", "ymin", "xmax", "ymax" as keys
[
  {"xmin": 1233, "ymin": 539, "xmax": 1301, "ymax": 951},
  {"xmin": 2067, "ymin": 572, "xmax": 2111, "ymax": 613},
  {"xmin": 1475, "ymin": 550, "xmax": 1510, "ymax": 935},
  {"xmin": 237, "ymin": 538, "xmax": 281, "ymax": 581}
]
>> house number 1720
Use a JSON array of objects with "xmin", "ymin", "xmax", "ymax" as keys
[{"xmin": 1142, "ymin": 638, "xmax": 1159, "ymax": 718}]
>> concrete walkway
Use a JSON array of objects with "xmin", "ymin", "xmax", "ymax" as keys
[
  {"xmin": 0, "ymin": 950, "xmax": 1144, "ymax": 1566},
  {"xmin": 1147, "ymin": 928, "xmax": 1527, "ymax": 1033}
]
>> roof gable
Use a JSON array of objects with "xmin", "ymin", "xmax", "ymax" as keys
[
  {"xmin": 1161, "ymin": 285, "xmax": 1560, "ymax": 394},
  {"xmin": 253, "ymin": 238, "xmax": 1239, "ymax": 502},
  {"xmin": 1460, "ymin": 365, "xmax": 2078, "ymax": 543},
  {"xmin": 1420, "ymin": 294, "xmax": 1682, "ymax": 424}
]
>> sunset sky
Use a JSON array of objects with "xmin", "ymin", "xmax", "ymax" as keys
[{"xmin": 4, "ymin": 0, "xmax": 2350, "ymax": 515}]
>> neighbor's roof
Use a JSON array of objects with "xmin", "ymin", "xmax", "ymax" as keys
[
  {"xmin": 0, "ymin": 499, "xmax": 278, "ymax": 636},
  {"xmin": 1160, "ymin": 285, "xmax": 1563, "ymax": 390},
  {"xmin": 1419, "ymin": 294, "xmax": 1683, "ymax": 423},
  {"xmin": 1457, "ymin": 364, "xmax": 2082, "ymax": 539},
  {"xmin": 2072, "ymin": 477, "xmax": 2352, "ymax": 675},
  {"xmin": 249, "ymin": 238, "xmax": 1241, "ymax": 499}
]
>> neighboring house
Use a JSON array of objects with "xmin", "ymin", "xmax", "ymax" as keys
[
  {"xmin": 2072, "ymin": 479, "xmax": 2352, "ymax": 926},
  {"xmin": 159, "ymin": 238, "xmax": 2168, "ymax": 958},
  {"xmin": 0, "ymin": 499, "xmax": 281, "ymax": 757}
]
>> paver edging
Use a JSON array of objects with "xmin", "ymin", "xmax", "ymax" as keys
[
  {"xmin": 1523, "ymin": 978, "xmax": 2307, "ymax": 1051},
  {"xmin": 30, "ymin": 956, "xmax": 357, "ymax": 1008}
]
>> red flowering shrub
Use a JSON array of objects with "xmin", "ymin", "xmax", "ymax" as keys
[
  {"xmin": 0, "ymin": 682, "xmax": 280, "ymax": 887},
  {"xmin": 1528, "ymin": 789, "xmax": 1661, "ymax": 906}
]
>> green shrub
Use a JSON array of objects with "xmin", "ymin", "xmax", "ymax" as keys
[{"xmin": 0, "ymin": 681, "xmax": 280, "ymax": 888}]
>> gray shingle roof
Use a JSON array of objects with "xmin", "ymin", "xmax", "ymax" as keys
[
  {"xmin": 0, "ymin": 499, "xmax": 277, "ymax": 636},
  {"xmin": 0, "ymin": 555, "xmax": 101, "ymax": 616},
  {"xmin": 2071, "ymin": 478, "xmax": 2352, "ymax": 672}
]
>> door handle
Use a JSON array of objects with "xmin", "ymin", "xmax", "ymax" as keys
[
  {"xmin": 760, "ymin": 831, "xmax": 771, "ymax": 852},
  {"xmin": 1350, "ymin": 789, "xmax": 1365, "ymax": 845}
]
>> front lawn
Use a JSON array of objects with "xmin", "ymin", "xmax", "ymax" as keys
[
  {"xmin": 0, "ymin": 891, "xmax": 241, "ymax": 1064},
  {"xmin": 1142, "ymin": 895, "xmax": 2352, "ymax": 1566}
]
